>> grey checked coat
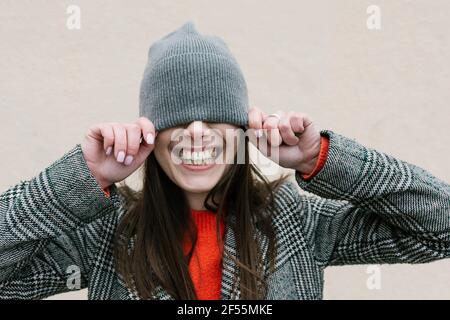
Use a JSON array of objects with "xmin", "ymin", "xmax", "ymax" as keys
[{"xmin": 1, "ymin": 130, "xmax": 449, "ymax": 299}]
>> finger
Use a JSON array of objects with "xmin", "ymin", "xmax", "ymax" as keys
[
  {"xmin": 123, "ymin": 123, "xmax": 142, "ymax": 166},
  {"xmin": 100, "ymin": 124, "xmax": 115, "ymax": 155},
  {"xmin": 290, "ymin": 113, "xmax": 305, "ymax": 136},
  {"xmin": 112, "ymin": 123, "xmax": 127, "ymax": 163},
  {"xmin": 302, "ymin": 113, "xmax": 313, "ymax": 128},
  {"xmin": 136, "ymin": 117, "xmax": 157, "ymax": 145},
  {"xmin": 262, "ymin": 114, "xmax": 283, "ymax": 147},
  {"xmin": 248, "ymin": 107, "xmax": 264, "ymax": 138},
  {"xmin": 279, "ymin": 112, "xmax": 299, "ymax": 146},
  {"xmin": 86, "ymin": 124, "xmax": 115, "ymax": 155}
]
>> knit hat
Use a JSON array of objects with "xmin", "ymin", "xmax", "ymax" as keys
[{"xmin": 139, "ymin": 22, "xmax": 249, "ymax": 131}]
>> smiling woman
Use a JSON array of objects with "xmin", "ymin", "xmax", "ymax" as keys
[
  {"xmin": 0, "ymin": 21, "xmax": 449, "ymax": 301},
  {"xmin": 114, "ymin": 118, "xmax": 289, "ymax": 299}
]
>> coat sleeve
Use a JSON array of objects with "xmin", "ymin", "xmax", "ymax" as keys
[
  {"xmin": 292, "ymin": 129, "xmax": 450, "ymax": 267},
  {"xmin": 0, "ymin": 144, "xmax": 122, "ymax": 299}
]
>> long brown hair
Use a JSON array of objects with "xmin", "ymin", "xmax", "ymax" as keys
[{"xmin": 114, "ymin": 134, "xmax": 288, "ymax": 299}]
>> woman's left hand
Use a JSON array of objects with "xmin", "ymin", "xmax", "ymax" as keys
[{"xmin": 247, "ymin": 107, "xmax": 322, "ymax": 174}]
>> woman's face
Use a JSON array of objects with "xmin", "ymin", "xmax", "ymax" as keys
[{"xmin": 153, "ymin": 121, "xmax": 240, "ymax": 194}]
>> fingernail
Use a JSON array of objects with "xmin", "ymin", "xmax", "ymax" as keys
[
  {"xmin": 146, "ymin": 133, "xmax": 154, "ymax": 144},
  {"xmin": 124, "ymin": 155, "xmax": 134, "ymax": 166},
  {"xmin": 117, "ymin": 151, "xmax": 125, "ymax": 163},
  {"xmin": 255, "ymin": 129, "xmax": 263, "ymax": 138},
  {"xmin": 106, "ymin": 146, "xmax": 112, "ymax": 156}
]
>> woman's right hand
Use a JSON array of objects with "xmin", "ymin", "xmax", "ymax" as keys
[{"xmin": 81, "ymin": 117, "xmax": 158, "ymax": 190}]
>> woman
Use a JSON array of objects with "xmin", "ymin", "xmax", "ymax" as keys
[{"xmin": 0, "ymin": 22, "xmax": 449, "ymax": 300}]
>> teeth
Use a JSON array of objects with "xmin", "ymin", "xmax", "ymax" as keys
[
  {"xmin": 180, "ymin": 148, "xmax": 215, "ymax": 165},
  {"xmin": 183, "ymin": 149, "xmax": 191, "ymax": 159}
]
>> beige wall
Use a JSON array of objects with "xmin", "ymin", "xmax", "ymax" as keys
[{"xmin": 1, "ymin": 0, "xmax": 449, "ymax": 300}]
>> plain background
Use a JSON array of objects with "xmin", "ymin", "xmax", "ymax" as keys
[{"xmin": 1, "ymin": 0, "xmax": 449, "ymax": 299}]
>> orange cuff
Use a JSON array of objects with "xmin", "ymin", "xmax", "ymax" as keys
[
  {"xmin": 102, "ymin": 187, "xmax": 110, "ymax": 198},
  {"xmin": 301, "ymin": 135, "xmax": 330, "ymax": 180}
]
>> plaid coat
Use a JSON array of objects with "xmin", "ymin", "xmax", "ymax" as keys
[{"xmin": 0, "ymin": 129, "xmax": 449, "ymax": 299}]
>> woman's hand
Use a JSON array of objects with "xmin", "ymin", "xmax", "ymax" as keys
[
  {"xmin": 81, "ymin": 117, "xmax": 158, "ymax": 189},
  {"xmin": 247, "ymin": 107, "xmax": 321, "ymax": 174}
]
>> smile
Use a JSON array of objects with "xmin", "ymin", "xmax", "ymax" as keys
[{"xmin": 178, "ymin": 148, "xmax": 217, "ymax": 165}]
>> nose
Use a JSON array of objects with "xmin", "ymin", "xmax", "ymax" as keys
[
  {"xmin": 185, "ymin": 120, "xmax": 208, "ymax": 137},
  {"xmin": 184, "ymin": 121, "xmax": 212, "ymax": 150}
]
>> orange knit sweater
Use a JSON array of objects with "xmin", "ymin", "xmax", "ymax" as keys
[
  {"xmin": 184, "ymin": 209, "xmax": 226, "ymax": 299},
  {"xmin": 101, "ymin": 135, "xmax": 330, "ymax": 299}
]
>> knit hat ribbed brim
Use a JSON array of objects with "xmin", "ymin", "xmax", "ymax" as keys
[{"xmin": 139, "ymin": 22, "xmax": 249, "ymax": 131}]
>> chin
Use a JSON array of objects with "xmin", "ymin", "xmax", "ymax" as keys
[
  {"xmin": 180, "ymin": 184, "xmax": 215, "ymax": 194},
  {"xmin": 174, "ymin": 169, "xmax": 222, "ymax": 193}
]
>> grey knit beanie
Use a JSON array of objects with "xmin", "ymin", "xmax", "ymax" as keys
[{"xmin": 139, "ymin": 22, "xmax": 249, "ymax": 131}]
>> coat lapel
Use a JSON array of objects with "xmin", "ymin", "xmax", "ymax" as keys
[
  {"xmin": 220, "ymin": 216, "xmax": 240, "ymax": 299},
  {"xmin": 219, "ymin": 212, "xmax": 269, "ymax": 300}
]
